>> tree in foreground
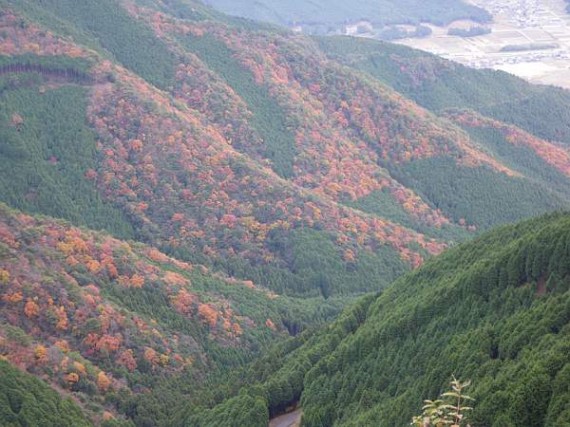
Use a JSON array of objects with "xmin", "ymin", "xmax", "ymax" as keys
[{"xmin": 412, "ymin": 377, "xmax": 474, "ymax": 427}]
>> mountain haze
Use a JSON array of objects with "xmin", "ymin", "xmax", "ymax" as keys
[{"xmin": 201, "ymin": 0, "xmax": 491, "ymax": 34}]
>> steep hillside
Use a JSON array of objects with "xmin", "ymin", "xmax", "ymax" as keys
[
  {"xmin": 319, "ymin": 36, "xmax": 570, "ymax": 146},
  {"xmin": 0, "ymin": 0, "xmax": 568, "ymax": 303},
  {"xmin": 0, "ymin": 360, "xmax": 91, "ymax": 427},
  {"xmin": 319, "ymin": 36, "xmax": 570, "ymax": 227},
  {"xmin": 0, "ymin": 203, "xmax": 344, "ymax": 424},
  {"xmin": 0, "ymin": 2, "xmax": 442, "ymax": 298},
  {"xmin": 187, "ymin": 213, "xmax": 570, "ymax": 427},
  {"xmin": 0, "ymin": 1, "xmax": 570, "ymax": 425}
]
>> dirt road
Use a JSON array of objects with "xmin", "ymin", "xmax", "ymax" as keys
[{"xmin": 269, "ymin": 408, "xmax": 302, "ymax": 427}]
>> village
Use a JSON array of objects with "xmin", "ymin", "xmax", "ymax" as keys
[{"xmin": 390, "ymin": 0, "xmax": 570, "ymax": 88}]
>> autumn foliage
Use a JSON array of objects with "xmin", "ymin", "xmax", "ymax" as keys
[{"xmin": 0, "ymin": 204, "xmax": 278, "ymax": 417}]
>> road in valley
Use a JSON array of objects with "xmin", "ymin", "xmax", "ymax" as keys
[{"xmin": 269, "ymin": 409, "xmax": 302, "ymax": 427}]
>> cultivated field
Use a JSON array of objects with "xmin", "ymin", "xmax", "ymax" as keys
[{"xmin": 393, "ymin": 0, "xmax": 570, "ymax": 89}]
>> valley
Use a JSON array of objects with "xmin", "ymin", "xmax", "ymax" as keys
[
  {"xmin": 395, "ymin": 0, "xmax": 570, "ymax": 88},
  {"xmin": 0, "ymin": 0, "xmax": 569, "ymax": 426}
]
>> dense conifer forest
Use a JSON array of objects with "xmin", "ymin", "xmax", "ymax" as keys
[{"xmin": 186, "ymin": 213, "xmax": 570, "ymax": 426}]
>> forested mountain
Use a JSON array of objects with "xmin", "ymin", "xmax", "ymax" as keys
[
  {"xmin": 0, "ymin": 202, "xmax": 346, "ymax": 425},
  {"xmin": 201, "ymin": 0, "xmax": 491, "ymax": 34},
  {"xmin": 185, "ymin": 213, "xmax": 570, "ymax": 426},
  {"xmin": 0, "ymin": 0, "xmax": 570, "ymax": 425},
  {"xmin": 318, "ymin": 36, "xmax": 570, "ymax": 146},
  {"xmin": 1, "ymin": 0, "xmax": 569, "ymax": 300},
  {"xmin": 319, "ymin": 36, "xmax": 570, "ymax": 228}
]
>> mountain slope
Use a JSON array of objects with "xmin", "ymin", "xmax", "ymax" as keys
[
  {"xmin": 1, "ymin": 0, "xmax": 568, "ymax": 298},
  {"xmin": 0, "ymin": 203, "xmax": 344, "ymax": 424},
  {"xmin": 0, "ymin": 360, "xmax": 91, "ymax": 427},
  {"xmin": 318, "ymin": 36, "xmax": 570, "ymax": 227},
  {"xmin": 0, "ymin": 1, "xmax": 570, "ymax": 425},
  {"xmin": 318, "ymin": 36, "xmax": 570, "ymax": 146},
  {"xmin": 299, "ymin": 214, "xmax": 570, "ymax": 427},
  {"xmin": 187, "ymin": 213, "xmax": 570, "ymax": 426},
  {"xmin": 0, "ymin": 2, "xmax": 443, "ymax": 297}
]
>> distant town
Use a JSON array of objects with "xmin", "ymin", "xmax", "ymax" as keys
[{"xmin": 349, "ymin": 0, "xmax": 570, "ymax": 89}]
